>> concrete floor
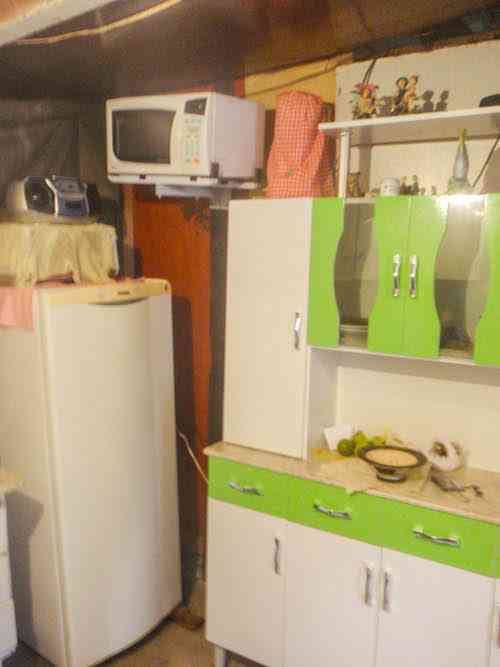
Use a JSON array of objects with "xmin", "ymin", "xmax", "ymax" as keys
[{"xmin": 3, "ymin": 582, "xmax": 261, "ymax": 667}]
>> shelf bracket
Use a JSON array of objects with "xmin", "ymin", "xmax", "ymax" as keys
[{"xmin": 338, "ymin": 130, "xmax": 351, "ymax": 198}]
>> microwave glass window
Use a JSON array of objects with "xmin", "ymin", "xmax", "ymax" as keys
[{"xmin": 113, "ymin": 110, "xmax": 175, "ymax": 163}]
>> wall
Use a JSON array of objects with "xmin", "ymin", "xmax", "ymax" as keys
[
  {"xmin": 78, "ymin": 103, "xmax": 119, "ymax": 202},
  {"xmin": 245, "ymin": 56, "xmax": 341, "ymax": 110},
  {"xmin": 335, "ymin": 40, "xmax": 500, "ymax": 194}
]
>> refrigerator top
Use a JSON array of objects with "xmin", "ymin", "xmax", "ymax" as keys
[{"xmin": 37, "ymin": 278, "xmax": 169, "ymax": 306}]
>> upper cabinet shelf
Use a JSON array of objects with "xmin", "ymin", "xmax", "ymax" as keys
[{"xmin": 319, "ymin": 105, "xmax": 500, "ymax": 147}]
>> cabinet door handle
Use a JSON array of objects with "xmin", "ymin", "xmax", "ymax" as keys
[
  {"xmin": 382, "ymin": 570, "xmax": 391, "ymax": 612},
  {"xmin": 293, "ymin": 312, "xmax": 302, "ymax": 350},
  {"xmin": 392, "ymin": 253, "xmax": 401, "ymax": 297},
  {"xmin": 228, "ymin": 481, "xmax": 262, "ymax": 496},
  {"xmin": 274, "ymin": 537, "xmax": 281, "ymax": 575},
  {"xmin": 409, "ymin": 254, "xmax": 418, "ymax": 299},
  {"xmin": 413, "ymin": 527, "xmax": 460, "ymax": 548},
  {"xmin": 313, "ymin": 501, "xmax": 351, "ymax": 520},
  {"xmin": 364, "ymin": 565, "xmax": 374, "ymax": 606}
]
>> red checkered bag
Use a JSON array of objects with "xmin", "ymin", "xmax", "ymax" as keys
[{"xmin": 266, "ymin": 91, "xmax": 334, "ymax": 198}]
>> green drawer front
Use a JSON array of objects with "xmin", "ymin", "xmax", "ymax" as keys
[
  {"xmin": 378, "ymin": 499, "xmax": 499, "ymax": 577},
  {"xmin": 288, "ymin": 476, "xmax": 388, "ymax": 546},
  {"xmin": 208, "ymin": 458, "xmax": 289, "ymax": 518}
]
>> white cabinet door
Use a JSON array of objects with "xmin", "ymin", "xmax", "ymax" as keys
[
  {"xmin": 223, "ymin": 198, "xmax": 312, "ymax": 458},
  {"xmin": 491, "ymin": 580, "xmax": 500, "ymax": 667},
  {"xmin": 377, "ymin": 549, "xmax": 494, "ymax": 667},
  {"xmin": 206, "ymin": 499, "xmax": 286, "ymax": 667},
  {"xmin": 284, "ymin": 522, "xmax": 380, "ymax": 667}
]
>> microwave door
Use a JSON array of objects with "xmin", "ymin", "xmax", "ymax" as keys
[{"xmin": 113, "ymin": 109, "xmax": 174, "ymax": 167}]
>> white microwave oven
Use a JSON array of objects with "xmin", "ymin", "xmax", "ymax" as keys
[{"xmin": 106, "ymin": 93, "xmax": 265, "ymax": 186}]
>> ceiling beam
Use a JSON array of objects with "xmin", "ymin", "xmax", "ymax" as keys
[{"xmin": 0, "ymin": 0, "xmax": 120, "ymax": 48}]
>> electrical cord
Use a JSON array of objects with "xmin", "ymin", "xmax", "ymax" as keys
[
  {"xmin": 245, "ymin": 54, "xmax": 351, "ymax": 98},
  {"xmin": 177, "ymin": 429, "xmax": 208, "ymax": 485},
  {"xmin": 472, "ymin": 132, "xmax": 500, "ymax": 188},
  {"xmin": 361, "ymin": 58, "xmax": 378, "ymax": 85}
]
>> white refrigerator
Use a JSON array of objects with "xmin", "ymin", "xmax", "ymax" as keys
[{"xmin": 0, "ymin": 279, "xmax": 181, "ymax": 666}]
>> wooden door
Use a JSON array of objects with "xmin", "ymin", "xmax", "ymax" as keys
[
  {"xmin": 376, "ymin": 548, "xmax": 494, "ymax": 667},
  {"xmin": 284, "ymin": 522, "xmax": 380, "ymax": 667},
  {"xmin": 132, "ymin": 192, "xmax": 211, "ymax": 550},
  {"xmin": 206, "ymin": 499, "xmax": 285, "ymax": 667},
  {"xmin": 223, "ymin": 198, "xmax": 311, "ymax": 458}
]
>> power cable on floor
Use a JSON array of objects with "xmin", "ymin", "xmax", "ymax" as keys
[{"xmin": 177, "ymin": 429, "xmax": 208, "ymax": 485}]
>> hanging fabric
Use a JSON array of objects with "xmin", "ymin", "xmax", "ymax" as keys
[{"xmin": 266, "ymin": 90, "xmax": 334, "ymax": 198}]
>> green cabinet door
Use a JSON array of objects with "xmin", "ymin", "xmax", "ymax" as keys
[
  {"xmin": 368, "ymin": 197, "xmax": 411, "ymax": 355},
  {"xmin": 403, "ymin": 197, "xmax": 447, "ymax": 358},
  {"xmin": 307, "ymin": 198, "xmax": 344, "ymax": 347},
  {"xmin": 474, "ymin": 194, "xmax": 500, "ymax": 365},
  {"xmin": 369, "ymin": 197, "xmax": 446, "ymax": 358}
]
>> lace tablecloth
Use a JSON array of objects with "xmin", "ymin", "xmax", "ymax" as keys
[{"xmin": 0, "ymin": 220, "xmax": 118, "ymax": 287}]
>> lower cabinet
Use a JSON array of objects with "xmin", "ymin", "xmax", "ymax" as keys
[
  {"xmin": 206, "ymin": 499, "xmax": 286, "ymax": 667},
  {"xmin": 207, "ymin": 498, "xmax": 497, "ymax": 667},
  {"xmin": 376, "ymin": 548, "xmax": 494, "ymax": 667},
  {"xmin": 285, "ymin": 522, "xmax": 380, "ymax": 667},
  {"xmin": 491, "ymin": 581, "xmax": 500, "ymax": 667}
]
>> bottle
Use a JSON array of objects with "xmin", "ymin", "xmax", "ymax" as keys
[{"xmin": 452, "ymin": 129, "xmax": 470, "ymax": 183}]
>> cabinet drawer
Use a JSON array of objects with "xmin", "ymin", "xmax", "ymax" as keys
[
  {"xmin": 378, "ymin": 499, "xmax": 499, "ymax": 577},
  {"xmin": 288, "ymin": 477, "xmax": 387, "ymax": 546},
  {"xmin": 208, "ymin": 458, "xmax": 290, "ymax": 518}
]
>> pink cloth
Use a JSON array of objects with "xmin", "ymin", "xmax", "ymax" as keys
[
  {"xmin": 0, "ymin": 278, "xmax": 147, "ymax": 330},
  {"xmin": 0, "ymin": 287, "xmax": 34, "ymax": 329}
]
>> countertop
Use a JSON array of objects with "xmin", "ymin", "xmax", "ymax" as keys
[{"xmin": 205, "ymin": 442, "xmax": 500, "ymax": 526}]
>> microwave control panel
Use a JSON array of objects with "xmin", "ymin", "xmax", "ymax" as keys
[{"xmin": 183, "ymin": 116, "xmax": 203, "ymax": 167}]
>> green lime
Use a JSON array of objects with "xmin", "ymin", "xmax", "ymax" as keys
[{"xmin": 337, "ymin": 438, "xmax": 355, "ymax": 457}]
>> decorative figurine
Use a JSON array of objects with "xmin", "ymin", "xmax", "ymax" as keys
[
  {"xmin": 390, "ymin": 74, "xmax": 421, "ymax": 115},
  {"xmin": 380, "ymin": 177, "xmax": 400, "ymax": 196},
  {"xmin": 447, "ymin": 129, "xmax": 473, "ymax": 194},
  {"xmin": 400, "ymin": 176, "xmax": 409, "ymax": 194},
  {"xmin": 403, "ymin": 75, "xmax": 420, "ymax": 113},
  {"xmin": 410, "ymin": 175, "xmax": 420, "ymax": 195},
  {"xmin": 428, "ymin": 441, "xmax": 465, "ymax": 473},
  {"xmin": 351, "ymin": 82, "xmax": 379, "ymax": 119},
  {"xmin": 346, "ymin": 172, "xmax": 364, "ymax": 198},
  {"xmin": 390, "ymin": 77, "xmax": 408, "ymax": 115}
]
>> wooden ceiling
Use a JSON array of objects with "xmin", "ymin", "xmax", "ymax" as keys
[{"xmin": 0, "ymin": 0, "xmax": 498, "ymax": 100}]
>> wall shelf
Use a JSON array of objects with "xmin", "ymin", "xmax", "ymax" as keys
[
  {"xmin": 320, "ymin": 105, "xmax": 500, "ymax": 196},
  {"xmin": 319, "ymin": 105, "xmax": 500, "ymax": 147}
]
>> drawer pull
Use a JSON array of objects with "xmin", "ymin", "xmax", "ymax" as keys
[
  {"xmin": 413, "ymin": 527, "xmax": 460, "ymax": 548},
  {"xmin": 228, "ymin": 481, "xmax": 262, "ymax": 496},
  {"xmin": 364, "ymin": 565, "xmax": 374, "ymax": 606},
  {"xmin": 392, "ymin": 252, "xmax": 402, "ymax": 297},
  {"xmin": 382, "ymin": 570, "xmax": 391, "ymax": 612},
  {"xmin": 293, "ymin": 312, "xmax": 302, "ymax": 350},
  {"xmin": 409, "ymin": 254, "xmax": 418, "ymax": 299},
  {"xmin": 314, "ymin": 501, "xmax": 351, "ymax": 520},
  {"xmin": 274, "ymin": 537, "xmax": 281, "ymax": 575}
]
